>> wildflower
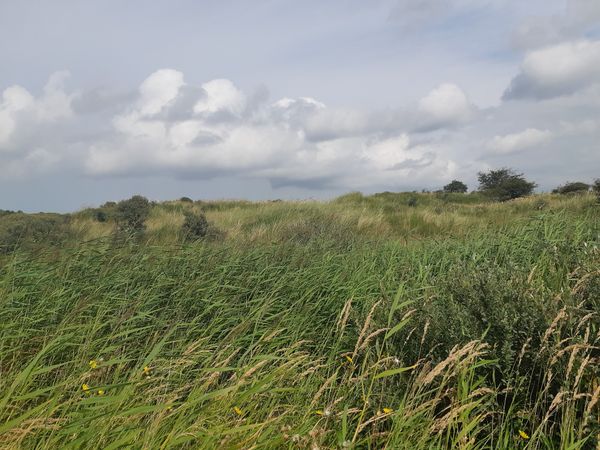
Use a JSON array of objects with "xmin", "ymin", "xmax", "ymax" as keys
[
  {"xmin": 82, "ymin": 383, "xmax": 90, "ymax": 392},
  {"xmin": 518, "ymin": 430, "xmax": 530, "ymax": 440},
  {"xmin": 233, "ymin": 406, "xmax": 243, "ymax": 416},
  {"xmin": 89, "ymin": 360, "xmax": 98, "ymax": 369},
  {"xmin": 315, "ymin": 410, "xmax": 324, "ymax": 416},
  {"xmin": 97, "ymin": 389, "xmax": 105, "ymax": 395},
  {"xmin": 315, "ymin": 409, "xmax": 332, "ymax": 417},
  {"xmin": 143, "ymin": 366, "xmax": 151, "ymax": 376},
  {"xmin": 344, "ymin": 355, "xmax": 353, "ymax": 364},
  {"xmin": 382, "ymin": 407, "xmax": 394, "ymax": 414},
  {"xmin": 393, "ymin": 356, "xmax": 401, "ymax": 365}
]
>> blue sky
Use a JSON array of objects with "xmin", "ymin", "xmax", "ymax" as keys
[{"xmin": 1, "ymin": 0, "xmax": 599, "ymax": 211}]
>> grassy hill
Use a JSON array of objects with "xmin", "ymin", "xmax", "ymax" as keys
[{"xmin": 1, "ymin": 192, "xmax": 599, "ymax": 449}]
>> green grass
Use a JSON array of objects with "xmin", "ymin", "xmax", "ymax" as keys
[{"xmin": 0, "ymin": 193, "xmax": 599, "ymax": 448}]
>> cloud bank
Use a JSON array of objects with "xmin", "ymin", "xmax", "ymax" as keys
[{"xmin": 1, "ymin": 56, "xmax": 599, "ymax": 193}]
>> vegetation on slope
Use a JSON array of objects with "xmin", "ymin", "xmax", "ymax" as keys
[{"xmin": 0, "ymin": 192, "xmax": 599, "ymax": 449}]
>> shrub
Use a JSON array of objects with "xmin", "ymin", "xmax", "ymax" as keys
[
  {"xmin": 407, "ymin": 197, "xmax": 418, "ymax": 207},
  {"xmin": 182, "ymin": 211, "xmax": 209, "ymax": 240},
  {"xmin": 0, "ymin": 213, "xmax": 71, "ymax": 254},
  {"xmin": 115, "ymin": 195, "xmax": 151, "ymax": 233},
  {"xmin": 0, "ymin": 209, "xmax": 17, "ymax": 217},
  {"xmin": 552, "ymin": 181, "xmax": 590, "ymax": 195},
  {"xmin": 593, "ymin": 179, "xmax": 600, "ymax": 202},
  {"xmin": 180, "ymin": 197, "xmax": 193, "ymax": 203},
  {"xmin": 94, "ymin": 210, "xmax": 108, "ymax": 223},
  {"xmin": 478, "ymin": 168, "xmax": 536, "ymax": 201},
  {"xmin": 443, "ymin": 180, "xmax": 468, "ymax": 193}
]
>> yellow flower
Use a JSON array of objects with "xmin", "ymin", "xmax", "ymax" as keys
[
  {"xmin": 233, "ymin": 406, "xmax": 243, "ymax": 416},
  {"xmin": 89, "ymin": 360, "xmax": 98, "ymax": 369},
  {"xmin": 344, "ymin": 355, "xmax": 353, "ymax": 364},
  {"xmin": 382, "ymin": 407, "xmax": 394, "ymax": 414},
  {"xmin": 82, "ymin": 383, "xmax": 90, "ymax": 392},
  {"xmin": 97, "ymin": 389, "xmax": 105, "ymax": 395},
  {"xmin": 143, "ymin": 366, "xmax": 151, "ymax": 375},
  {"xmin": 315, "ymin": 410, "xmax": 324, "ymax": 416},
  {"xmin": 518, "ymin": 430, "xmax": 530, "ymax": 440}
]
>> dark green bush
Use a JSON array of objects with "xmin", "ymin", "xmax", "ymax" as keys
[
  {"xmin": 443, "ymin": 180, "xmax": 468, "ymax": 193},
  {"xmin": 407, "ymin": 197, "xmax": 418, "ymax": 207},
  {"xmin": 94, "ymin": 210, "xmax": 108, "ymax": 222},
  {"xmin": 478, "ymin": 168, "xmax": 536, "ymax": 201},
  {"xmin": 552, "ymin": 181, "xmax": 590, "ymax": 195},
  {"xmin": 182, "ymin": 211, "xmax": 209, "ymax": 240},
  {"xmin": 593, "ymin": 179, "xmax": 600, "ymax": 202},
  {"xmin": 180, "ymin": 197, "xmax": 193, "ymax": 203},
  {"xmin": 0, "ymin": 209, "xmax": 18, "ymax": 217},
  {"xmin": 0, "ymin": 213, "xmax": 71, "ymax": 254},
  {"xmin": 115, "ymin": 196, "xmax": 151, "ymax": 233}
]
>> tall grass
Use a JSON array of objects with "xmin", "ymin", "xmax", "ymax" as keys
[{"xmin": 0, "ymin": 194, "xmax": 598, "ymax": 448}]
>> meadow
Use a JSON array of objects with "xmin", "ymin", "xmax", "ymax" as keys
[{"xmin": 0, "ymin": 192, "xmax": 598, "ymax": 449}]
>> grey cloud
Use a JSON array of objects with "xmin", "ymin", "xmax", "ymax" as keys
[
  {"xmin": 390, "ymin": 152, "xmax": 436, "ymax": 170},
  {"xmin": 503, "ymin": 39, "xmax": 600, "ymax": 100},
  {"xmin": 513, "ymin": 0, "xmax": 600, "ymax": 49},
  {"xmin": 156, "ymin": 85, "xmax": 205, "ymax": 121},
  {"xmin": 72, "ymin": 88, "xmax": 136, "ymax": 115}
]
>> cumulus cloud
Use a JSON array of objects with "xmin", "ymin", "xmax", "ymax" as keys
[
  {"xmin": 487, "ymin": 128, "xmax": 553, "ymax": 154},
  {"xmin": 194, "ymin": 79, "xmax": 246, "ymax": 116},
  {"xmin": 0, "ymin": 72, "xmax": 77, "ymax": 178},
  {"xmin": 504, "ymin": 39, "xmax": 600, "ymax": 100},
  {"xmin": 82, "ymin": 70, "xmax": 459, "ymax": 189},
  {"xmin": 2, "ymin": 66, "xmax": 600, "ymax": 193},
  {"xmin": 417, "ymin": 83, "xmax": 473, "ymax": 128}
]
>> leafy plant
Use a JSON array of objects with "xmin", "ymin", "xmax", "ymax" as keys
[
  {"xmin": 115, "ymin": 195, "xmax": 151, "ymax": 233},
  {"xmin": 552, "ymin": 181, "xmax": 590, "ymax": 195},
  {"xmin": 443, "ymin": 180, "xmax": 468, "ymax": 193},
  {"xmin": 478, "ymin": 168, "xmax": 536, "ymax": 201},
  {"xmin": 181, "ymin": 210, "xmax": 209, "ymax": 240}
]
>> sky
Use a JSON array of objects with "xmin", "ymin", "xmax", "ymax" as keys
[{"xmin": 1, "ymin": 0, "xmax": 599, "ymax": 212}]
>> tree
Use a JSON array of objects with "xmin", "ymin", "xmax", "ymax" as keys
[
  {"xmin": 552, "ymin": 182, "xmax": 590, "ymax": 195},
  {"xmin": 593, "ymin": 179, "xmax": 600, "ymax": 202},
  {"xmin": 443, "ymin": 180, "xmax": 468, "ymax": 193},
  {"xmin": 477, "ymin": 168, "xmax": 536, "ymax": 201},
  {"xmin": 116, "ymin": 195, "xmax": 151, "ymax": 233}
]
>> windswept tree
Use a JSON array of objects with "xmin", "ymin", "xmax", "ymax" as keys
[
  {"xmin": 593, "ymin": 179, "xmax": 600, "ymax": 202},
  {"xmin": 116, "ymin": 195, "xmax": 151, "ymax": 233},
  {"xmin": 443, "ymin": 180, "xmax": 468, "ymax": 193},
  {"xmin": 477, "ymin": 168, "xmax": 536, "ymax": 201},
  {"xmin": 552, "ymin": 182, "xmax": 590, "ymax": 195}
]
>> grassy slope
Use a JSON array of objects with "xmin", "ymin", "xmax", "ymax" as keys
[{"xmin": 0, "ymin": 192, "xmax": 599, "ymax": 449}]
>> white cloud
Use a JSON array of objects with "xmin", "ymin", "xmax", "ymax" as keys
[
  {"xmin": 138, "ymin": 69, "xmax": 184, "ymax": 116},
  {"xmin": 504, "ymin": 40, "xmax": 600, "ymax": 99},
  {"xmin": 0, "ymin": 71, "xmax": 75, "ymax": 177},
  {"xmin": 488, "ymin": 128, "xmax": 553, "ymax": 154},
  {"xmin": 0, "ymin": 74, "xmax": 75, "ymax": 150},
  {"xmin": 418, "ymin": 83, "xmax": 473, "ymax": 126},
  {"xmin": 2, "ymin": 67, "xmax": 600, "ymax": 192},
  {"xmin": 194, "ymin": 79, "xmax": 245, "ymax": 115},
  {"xmin": 79, "ymin": 70, "xmax": 463, "ymax": 189}
]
